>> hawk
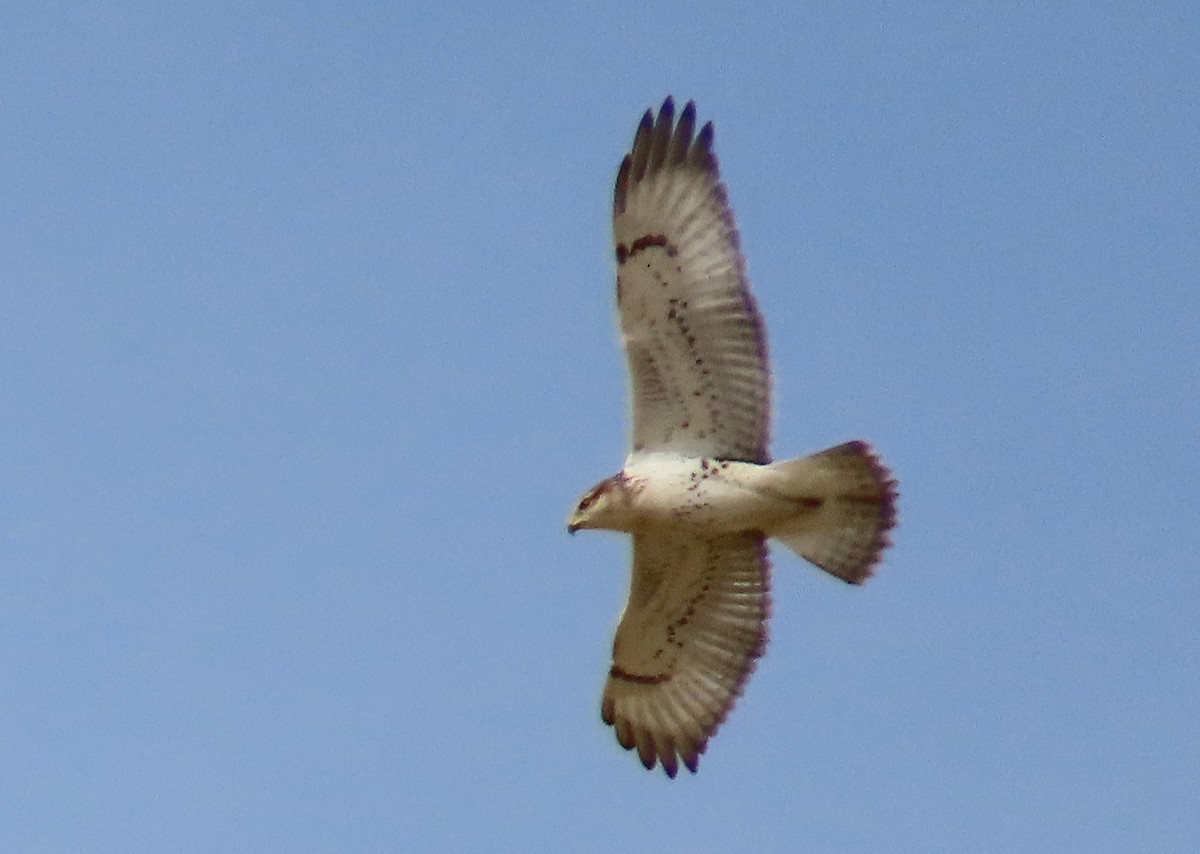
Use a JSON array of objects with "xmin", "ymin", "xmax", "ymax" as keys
[{"xmin": 567, "ymin": 97, "xmax": 898, "ymax": 777}]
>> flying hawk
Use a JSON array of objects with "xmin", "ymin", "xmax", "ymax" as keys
[{"xmin": 567, "ymin": 97, "xmax": 898, "ymax": 777}]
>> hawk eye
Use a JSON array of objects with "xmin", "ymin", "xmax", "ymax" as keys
[{"xmin": 580, "ymin": 484, "xmax": 608, "ymax": 511}]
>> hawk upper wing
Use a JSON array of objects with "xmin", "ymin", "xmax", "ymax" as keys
[
  {"xmin": 614, "ymin": 97, "xmax": 770, "ymax": 463},
  {"xmin": 601, "ymin": 530, "xmax": 770, "ymax": 777}
]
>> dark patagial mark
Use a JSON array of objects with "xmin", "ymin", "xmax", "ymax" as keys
[
  {"xmin": 615, "ymin": 233, "xmax": 676, "ymax": 267},
  {"xmin": 630, "ymin": 234, "xmax": 669, "ymax": 255},
  {"xmin": 609, "ymin": 665, "xmax": 670, "ymax": 685}
]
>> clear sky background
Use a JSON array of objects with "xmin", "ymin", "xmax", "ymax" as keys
[{"xmin": 3, "ymin": 3, "xmax": 1197, "ymax": 852}]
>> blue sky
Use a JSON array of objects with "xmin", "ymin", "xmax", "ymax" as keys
[{"xmin": 2, "ymin": 2, "xmax": 1198, "ymax": 851}]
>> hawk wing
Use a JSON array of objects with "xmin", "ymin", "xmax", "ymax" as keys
[
  {"xmin": 614, "ymin": 97, "xmax": 770, "ymax": 463},
  {"xmin": 601, "ymin": 531, "xmax": 770, "ymax": 777}
]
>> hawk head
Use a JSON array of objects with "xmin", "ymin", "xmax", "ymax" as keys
[{"xmin": 567, "ymin": 474, "xmax": 634, "ymax": 534}]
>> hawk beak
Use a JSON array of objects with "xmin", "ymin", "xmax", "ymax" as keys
[{"xmin": 567, "ymin": 522, "xmax": 580, "ymax": 535}]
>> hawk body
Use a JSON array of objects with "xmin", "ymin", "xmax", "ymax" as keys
[{"xmin": 569, "ymin": 98, "xmax": 898, "ymax": 777}]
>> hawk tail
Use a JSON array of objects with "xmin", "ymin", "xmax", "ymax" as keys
[{"xmin": 765, "ymin": 441, "xmax": 897, "ymax": 584}]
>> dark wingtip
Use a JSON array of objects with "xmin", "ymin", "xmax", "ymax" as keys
[
  {"xmin": 684, "ymin": 119, "xmax": 716, "ymax": 174},
  {"xmin": 614, "ymin": 153, "xmax": 633, "ymax": 215},
  {"xmin": 622, "ymin": 97, "xmax": 719, "ymax": 189}
]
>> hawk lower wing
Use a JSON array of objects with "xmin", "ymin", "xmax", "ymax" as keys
[{"xmin": 601, "ymin": 530, "xmax": 770, "ymax": 777}]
